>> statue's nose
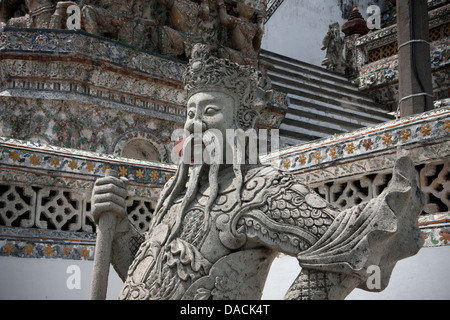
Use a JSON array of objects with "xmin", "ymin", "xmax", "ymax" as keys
[{"xmin": 186, "ymin": 120, "xmax": 207, "ymax": 134}]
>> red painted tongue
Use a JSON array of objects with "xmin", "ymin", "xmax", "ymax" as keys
[{"xmin": 174, "ymin": 138, "xmax": 195, "ymax": 165}]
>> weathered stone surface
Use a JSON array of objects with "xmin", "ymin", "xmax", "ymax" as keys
[
  {"xmin": 321, "ymin": 22, "xmax": 346, "ymax": 74},
  {"xmin": 0, "ymin": 0, "xmax": 268, "ymax": 68},
  {"xmin": 91, "ymin": 44, "xmax": 424, "ymax": 300}
]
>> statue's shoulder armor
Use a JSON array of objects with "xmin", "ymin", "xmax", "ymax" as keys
[{"xmin": 230, "ymin": 165, "xmax": 337, "ymax": 254}]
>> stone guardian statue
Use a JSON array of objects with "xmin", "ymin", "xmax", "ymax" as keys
[{"xmin": 91, "ymin": 44, "xmax": 424, "ymax": 300}]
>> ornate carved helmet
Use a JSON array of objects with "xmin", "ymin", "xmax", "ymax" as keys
[{"xmin": 183, "ymin": 43, "xmax": 264, "ymax": 131}]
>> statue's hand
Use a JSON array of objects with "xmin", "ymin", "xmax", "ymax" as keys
[
  {"xmin": 91, "ymin": 173, "xmax": 128, "ymax": 226},
  {"xmin": 385, "ymin": 155, "xmax": 424, "ymax": 253}
]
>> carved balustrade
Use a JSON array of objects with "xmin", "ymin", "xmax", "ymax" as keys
[
  {"xmin": 262, "ymin": 107, "xmax": 450, "ymax": 248},
  {"xmin": 0, "ymin": 136, "xmax": 176, "ymax": 260}
]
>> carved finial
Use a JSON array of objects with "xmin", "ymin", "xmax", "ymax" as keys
[{"xmin": 342, "ymin": 6, "xmax": 370, "ymax": 37}]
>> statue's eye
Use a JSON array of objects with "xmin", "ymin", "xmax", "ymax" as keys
[
  {"xmin": 204, "ymin": 107, "xmax": 219, "ymax": 115},
  {"xmin": 188, "ymin": 110, "xmax": 195, "ymax": 118}
]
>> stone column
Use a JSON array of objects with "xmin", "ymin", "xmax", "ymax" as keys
[{"xmin": 397, "ymin": 0, "xmax": 433, "ymax": 117}]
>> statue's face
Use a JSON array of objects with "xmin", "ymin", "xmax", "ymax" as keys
[
  {"xmin": 185, "ymin": 91, "xmax": 236, "ymax": 163},
  {"xmin": 186, "ymin": 91, "xmax": 235, "ymax": 134},
  {"xmin": 237, "ymin": 0, "xmax": 256, "ymax": 19}
]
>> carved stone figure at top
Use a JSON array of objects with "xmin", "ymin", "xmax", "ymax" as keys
[
  {"xmin": 81, "ymin": 0, "xmax": 155, "ymax": 48},
  {"xmin": 216, "ymin": 0, "xmax": 265, "ymax": 68},
  {"xmin": 90, "ymin": 44, "xmax": 424, "ymax": 300},
  {"xmin": 321, "ymin": 22, "xmax": 347, "ymax": 74},
  {"xmin": 156, "ymin": 0, "xmax": 211, "ymax": 59},
  {"xmin": 0, "ymin": 0, "xmax": 26, "ymax": 27},
  {"xmin": 0, "ymin": 0, "xmax": 76, "ymax": 29}
]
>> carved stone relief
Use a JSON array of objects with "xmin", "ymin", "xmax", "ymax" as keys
[{"xmin": 0, "ymin": 0, "xmax": 268, "ymax": 68}]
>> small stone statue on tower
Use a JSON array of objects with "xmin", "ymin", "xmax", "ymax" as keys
[{"xmin": 321, "ymin": 22, "xmax": 347, "ymax": 74}]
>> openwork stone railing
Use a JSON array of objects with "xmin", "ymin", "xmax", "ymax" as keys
[
  {"xmin": 0, "ymin": 137, "xmax": 176, "ymax": 260},
  {"xmin": 262, "ymin": 107, "xmax": 450, "ymax": 247}
]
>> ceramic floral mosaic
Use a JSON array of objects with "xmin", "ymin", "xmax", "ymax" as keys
[
  {"xmin": 0, "ymin": 226, "xmax": 96, "ymax": 260},
  {"xmin": 0, "ymin": 28, "xmax": 186, "ymax": 82},
  {"xmin": 263, "ymin": 106, "xmax": 450, "ymax": 174},
  {"xmin": 0, "ymin": 136, "xmax": 177, "ymax": 185},
  {"xmin": 420, "ymin": 213, "xmax": 450, "ymax": 247}
]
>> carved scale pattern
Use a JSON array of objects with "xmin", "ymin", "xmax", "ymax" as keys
[{"xmin": 284, "ymin": 269, "xmax": 331, "ymax": 300}]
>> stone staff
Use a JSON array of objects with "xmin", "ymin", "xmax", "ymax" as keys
[{"xmin": 90, "ymin": 169, "xmax": 127, "ymax": 300}]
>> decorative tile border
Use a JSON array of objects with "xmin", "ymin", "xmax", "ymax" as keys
[
  {"xmin": 263, "ymin": 107, "xmax": 450, "ymax": 174},
  {"xmin": 0, "ymin": 226, "xmax": 96, "ymax": 260},
  {"xmin": 419, "ymin": 212, "xmax": 450, "ymax": 228},
  {"xmin": 0, "ymin": 27, "xmax": 186, "ymax": 82},
  {"xmin": 355, "ymin": 24, "xmax": 397, "ymax": 50},
  {"xmin": 421, "ymin": 225, "xmax": 450, "ymax": 247},
  {"xmin": 296, "ymin": 142, "xmax": 450, "ymax": 186},
  {"xmin": 0, "ymin": 136, "xmax": 177, "ymax": 186},
  {"xmin": 265, "ymin": 0, "xmax": 285, "ymax": 23},
  {"xmin": 0, "ymin": 56, "xmax": 187, "ymax": 116},
  {"xmin": 0, "ymin": 30, "xmax": 189, "ymax": 126}
]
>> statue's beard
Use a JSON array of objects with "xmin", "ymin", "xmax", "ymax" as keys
[{"xmin": 151, "ymin": 130, "xmax": 246, "ymax": 242}]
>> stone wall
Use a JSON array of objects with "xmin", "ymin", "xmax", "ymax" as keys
[{"xmin": 0, "ymin": 28, "xmax": 288, "ymax": 161}]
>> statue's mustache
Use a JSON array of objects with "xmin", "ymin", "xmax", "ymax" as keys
[{"xmin": 181, "ymin": 131, "xmax": 222, "ymax": 165}]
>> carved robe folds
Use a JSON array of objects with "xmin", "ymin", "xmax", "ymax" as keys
[{"xmin": 119, "ymin": 156, "xmax": 423, "ymax": 300}]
